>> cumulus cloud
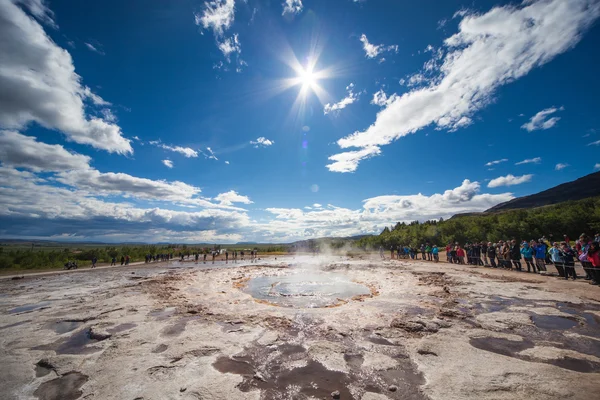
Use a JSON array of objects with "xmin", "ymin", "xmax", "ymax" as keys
[
  {"xmin": 327, "ymin": 146, "xmax": 381, "ymax": 173},
  {"xmin": 0, "ymin": 130, "xmax": 91, "ymax": 171},
  {"xmin": 217, "ymin": 33, "xmax": 241, "ymax": 60},
  {"xmin": 194, "ymin": 0, "xmax": 234, "ymax": 36},
  {"xmin": 488, "ymin": 174, "xmax": 533, "ymax": 188},
  {"xmin": 485, "ymin": 159, "xmax": 508, "ymax": 167},
  {"xmin": 371, "ymin": 90, "xmax": 398, "ymax": 107},
  {"xmin": 555, "ymin": 163, "xmax": 569, "ymax": 171},
  {"xmin": 250, "ymin": 137, "xmax": 274, "ymax": 148},
  {"xmin": 282, "ymin": 0, "xmax": 303, "ymax": 15},
  {"xmin": 359, "ymin": 34, "xmax": 398, "ymax": 59},
  {"xmin": 162, "ymin": 159, "xmax": 173, "ymax": 168},
  {"xmin": 594, "ymin": 163, "xmax": 600, "ymax": 170},
  {"xmin": 515, "ymin": 157, "xmax": 542, "ymax": 165},
  {"xmin": 328, "ymin": 0, "xmax": 600, "ymax": 172},
  {"xmin": 214, "ymin": 190, "xmax": 253, "ymax": 206},
  {"xmin": 521, "ymin": 106, "xmax": 564, "ymax": 131},
  {"xmin": 0, "ymin": 167, "xmax": 513, "ymax": 242},
  {"xmin": 0, "ymin": 0, "xmax": 132, "ymax": 154},
  {"xmin": 324, "ymin": 83, "xmax": 360, "ymax": 115},
  {"xmin": 261, "ymin": 179, "xmax": 513, "ymax": 242}
]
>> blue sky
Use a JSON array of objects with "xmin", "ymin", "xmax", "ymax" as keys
[{"xmin": 1, "ymin": 0, "xmax": 600, "ymax": 243}]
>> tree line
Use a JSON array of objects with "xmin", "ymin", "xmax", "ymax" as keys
[
  {"xmin": 0, "ymin": 243, "xmax": 290, "ymax": 271},
  {"xmin": 355, "ymin": 197, "xmax": 600, "ymax": 249}
]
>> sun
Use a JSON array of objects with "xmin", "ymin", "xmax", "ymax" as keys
[{"xmin": 299, "ymin": 66, "xmax": 317, "ymax": 90}]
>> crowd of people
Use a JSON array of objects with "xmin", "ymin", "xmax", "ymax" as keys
[{"xmin": 385, "ymin": 233, "xmax": 600, "ymax": 285}]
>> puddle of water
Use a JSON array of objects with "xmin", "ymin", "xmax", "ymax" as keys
[
  {"xmin": 243, "ymin": 272, "xmax": 371, "ymax": 308},
  {"xmin": 368, "ymin": 335, "xmax": 396, "ymax": 346},
  {"xmin": 344, "ymin": 353, "xmax": 364, "ymax": 369},
  {"xmin": 35, "ymin": 360, "xmax": 55, "ymax": 378},
  {"xmin": 213, "ymin": 356, "xmax": 254, "ymax": 375},
  {"xmin": 531, "ymin": 315, "xmax": 579, "ymax": 331},
  {"xmin": 152, "ymin": 344, "xmax": 168, "ymax": 353},
  {"xmin": 49, "ymin": 321, "xmax": 84, "ymax": 334},
  {"xmin": 161, "ymin": 317, "xmax": 196, "ymax": 337},
  {"xmin": 33, "ymin": 371, "xmax": 88, "ymax": 400},
  {"xmin": 107, "ymin": 323, "xmax": 136, "ymax": 334},
  {"xmin": 34, "ymin": 328, "xmax": 108, "ymax": 355},
  {"xmin": 469, "ymin": 336, "xmax": 600, "ymax": 373},
  {"xmin": 149, "ymin": 307, "xmax": 176, "ymax": 321},
  {"xmin": 9, "ymin": 301, "xmax": 51, "ymax": 314},
  {"xmin": 469, "ymin": 337, "xmax": 535, "ymax": 357},
  {"xmin": 278, "ymin": 344, "xmax": 305, "ymax": 356}
]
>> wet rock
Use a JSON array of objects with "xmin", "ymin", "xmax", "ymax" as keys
[
  {"xmin": 331, "ymin": 390, "xmax": 341, "ymax": 399},
  {"xmin": 390, "ymin": 319, "xmax": 424, "ymax": 332},
  {"xmin": 33, "ymin": 371, "xmax": 88, "ymax": 400},
  {"xmin": 88, "ymin": 327, "xmax": 111, "ymax": 341}
]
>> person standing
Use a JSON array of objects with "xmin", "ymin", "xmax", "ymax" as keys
[
  {"xmin": 481, "ymin": 242, "xmax": 488, "ymax": 266},
  {"xmin": 226, "ymin": 251, "xmax": 229, "ymax": 263},
  {"xmin": 487, "ymin": 243, "xmax": 497, "ymax": 268},
  {"xmin": 91, "ymin": 256, "xmax": 97, "ymax": 268},
  {"xmin": 510, "ymin": 240, "xmax": 522, "ymax": 271},
  {"xmin": 456, "ymin": 246, "xmax": 465, "ymax": 264},
  {"xmin": 560, "ymin": 242, "xmax": 577, "ymax": 280},
  {"xmin": 432, "ymin": 245, "xmax": 439, "ymax": 263},
  {"xmin": 110, "ymin": 256, "xmax": 116, "ymax": 266},
  {"xmin": 533, "ymin": 240, "xmax": 547, "ymax": 272},
  {"xmin": 521, "ymin": 241, "xmax": 535, "ymax": 273}
]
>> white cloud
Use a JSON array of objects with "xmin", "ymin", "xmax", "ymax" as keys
[
  {"xmin": 0, "ymin": 130, "xmax": 91, "ymax": 172},
  {"xmin": 214, "ymin": 190, "xmax": 253, "ymax": 206},
  {"xmin": 521, "ymin": 106, "xmax": 564, "ymax": 131},
  {"xmin": 250, "ymin": 137, "xmax": 274, "ymax": 148},
  {"xmin": 0, "ymin": 167, "xmax": 513, "ymax": 243},
  {"xmin": 194, "ymin": 0, "xmax": 235, "ymax": 36},
  {"xmin": 217, "ymin": 33, "xmax": 241, "ymax": 60},
  {"xmin": 159, "ymin": 144, "xmax": 199, "ymax": 158},
  {"xmin": 588, "ymin": 140, "xmax": 600, "ymax": 146},
  {"xmin": 204, "ymin": 147, "xmax": 219, "ymax": 160},
  {"xmin": 162, "ymin": 159, "xmax": 173, "ymax": 168},
  {"xmin": 84, "ymin": 42, "xmax": 105, "ymax": 55},
  {"xmin": 555, "ymin": 163, "xmax": 569, "ymax": 171},
  {"xmin": 328, "ymin": 0, "xmax": 600, "ymax": 173},
  {"xmin": 16, "ymin": 0, "xmax": 56, "ymax": 28},
  {"xmin": 488, "ymin": 174, "xmax": 533, "ymax": 188},
  {"xmin": 282, "ymin": 0, "xmax": 303, "ymax": 15},
  {"xmin": 359, "ymin": 34, "xmax": 398, "ymax": 59},
  {"xmin": 0, "ymin": 0, "xmax": 132, "ymax": 154},
  {"xmin": 515, "ymin": 157, "xmax": 542, "ymax": 165},
  {"xmin": 261, "ymin": 179, "xmax": 513, "ymax": 242},
  {"xmin": 224, "ymin": 160, "xmax": 230, "ymax": 165},
  {"xmin": 371, "ymin": 90, "xmax": 398, "ymax": 107},
  {"xmin": 324, "ymin": 83, "xmax": 360, "ymax": 115},
  {"xmin": 327, "ymin": 146, "xmax": 381, "ymax": 173},
  {"xmin": 594, "ymin": 163, "xmax": 600, "ymax": 170},
  {"xmin": 485, "ymin": 158, "xmax": 508, "ymax": 167}
]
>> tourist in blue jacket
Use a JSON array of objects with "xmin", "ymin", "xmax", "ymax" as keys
[
  {"xmin": 533, "ymin": 240, "xmax": 547, "ymax": 272},
  {"xmin": 521, "ymin": 242, "xmax": 535, "ymax": 273}
]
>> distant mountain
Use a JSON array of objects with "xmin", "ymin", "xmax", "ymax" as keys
[{"xmin": 486, "ymin": 171, "xmax": 600, "ymax": 213}]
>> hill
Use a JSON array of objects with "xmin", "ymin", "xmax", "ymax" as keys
[{"xmin": 486, "ymin": 171, "xmax": 600, "ymax": 212}]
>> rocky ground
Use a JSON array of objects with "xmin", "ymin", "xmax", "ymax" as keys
[{"xmin": 1, "ymin": 255, "xmax": 599, "ymax": 400}]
